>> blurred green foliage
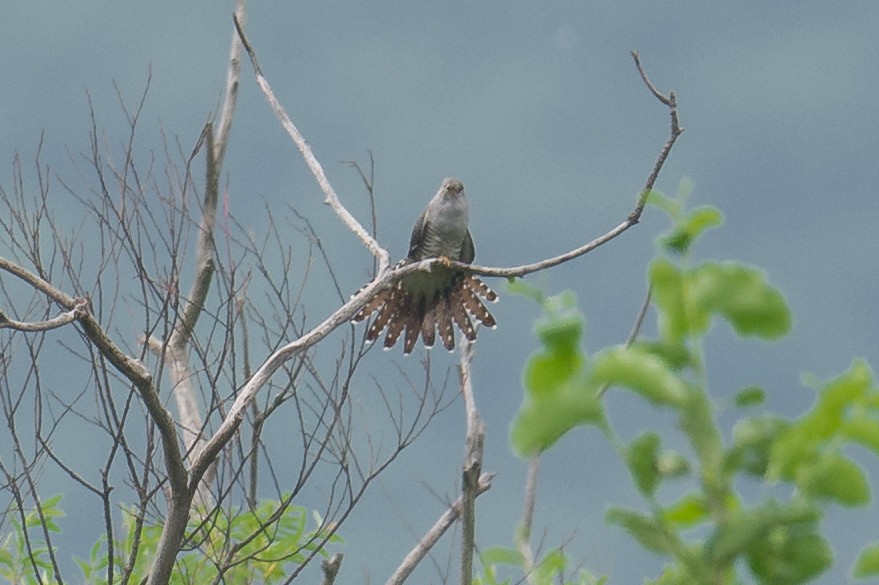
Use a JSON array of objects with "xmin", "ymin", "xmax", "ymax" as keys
[
  {"xmin": 1, "ymin": 494, "xmax": 341, "ymax": 584},
  {"xmin": 480, "ymin": 182, "xmax": 879, "ymax": 584}
]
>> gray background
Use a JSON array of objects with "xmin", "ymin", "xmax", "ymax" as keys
[{"xmin": 3, "ymin": 2, "xmax": 878, "ymax": 583}]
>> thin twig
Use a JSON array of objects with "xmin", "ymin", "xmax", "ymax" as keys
[
  {"xmin": 626, "ymin": 283, "xmax": 653, "ymax": 345},
  {"xmin": 233, "ymin": 15, "xmax": 389, "ymax": 266},
  {"xmin": 630, "ymin": 51, "xmax": 683, "ymax": 219},
  {"xmin": 516, "ymin": 456, "xmax": 540, "ymax": 584}
]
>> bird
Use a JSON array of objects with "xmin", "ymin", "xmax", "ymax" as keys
[{"xmin": 354, "ymin": 178, "xmax": 497, "ymax": 353}]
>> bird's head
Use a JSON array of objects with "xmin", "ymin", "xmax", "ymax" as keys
[{"xmin": 440, "ymin": 178, "xmax": 465, "ymax": 200}]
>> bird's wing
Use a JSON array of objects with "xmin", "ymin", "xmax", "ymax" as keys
[
  {"xmin": 459, "ymin": 230, "xmax": 475, "ymax": 264},
  {"xmin": 407, "ymin": 211, "xmax": 429, "ymax": 260}
]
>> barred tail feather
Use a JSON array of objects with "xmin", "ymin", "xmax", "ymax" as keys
[
  {"xmin": 383, "ymin": 300, "xmax": 408, "ymax": 349},
  {"xmin": 458, "ymin": 278, "xmax": 496, "ymax": 328},
  {"xmin": 354, "ymin": 288, "xmax": 391, "ymax": 323},
  {"xmin": 403, "ymin": 300, "xmax": 425, "ymax": 354},
  {"xmin": 366, "ymin": 288, "xmax": 400, "ymax": 342},
  {"xmin": 448, "ymin": 287, "xmax": 476, "ymax": 341},
  {"xmin": 437, "ymin": 296, "xmax": 456, "ymax": 351},
  {"xmin": 466, "ymin": 274, "xmax": 497, "ymax": 302},
  {"xmin": 421, "ymin": 302, "xmax": 437, "ymax": 348},
  {"xmin": 354, "ymin": 273, "xmax": 498, "ymax": 353}
]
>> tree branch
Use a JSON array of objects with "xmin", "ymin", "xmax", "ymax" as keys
[
  {"xmin": 191, "ymin": 44, "xmax": 685, "ymax": 502},
  {"xmin": 321, "ymin": 553, "xmax": 344, "ymax": 585},
  {"xmin": 0, "ymin": 300, "xmax": 87, "ymax": 332},
  {"xmin": 516, "ymin": 456, "xmax": 540, "ymax": 584},
  {"xmin": 459, "ymin": 337, "xmax": 484, "ymax": 585},
  {"xmin": 385, "ymin": 473, "xmax": 494, "ymax": 585},
  {"xmin": 233, "ymin": 14, "xmax": 389, "ymax": 267},
  {"xmin": 214, "ymin": 0, "xmax": 246, "ymax": 165}
]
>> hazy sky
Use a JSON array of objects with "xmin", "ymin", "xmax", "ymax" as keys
[{"xmin": 3, "ymin": 2, "xmax": 878, "ymax": 583}]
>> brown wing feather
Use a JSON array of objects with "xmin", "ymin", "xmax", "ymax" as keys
[
  {"xmin": 458, "ymin": 230, "xmax": 475, "ymax": 263},
  {"xmin": 407, "ymin": 212, "xmax": 429, "ymax": 261}
]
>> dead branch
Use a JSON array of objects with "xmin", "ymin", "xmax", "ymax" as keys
[
  {"xmin": 321, "ymin": 553, "xmax": 344, "ymax": 585},
  {"xmin": 516, "ymin": 456, "xmax": 540, "ymax": 584},
  {"xmin": 386, "ymin": 473, "xmax": 494, "ymax": 585},
  {"xmin": 233, "ymin": 15, "xmax": 389, "ymax": 266},
  {"xmin": 0, "ymin": 299, "xmax": 87, "ymax": 332},
  {"xmin": 459, "ymin": 337, "xmax": 484, "ymax": 585}
]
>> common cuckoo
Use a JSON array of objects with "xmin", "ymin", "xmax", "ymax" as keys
[{"xmin": 354, "ymin": 178, "xmax": 497, "ymax": 353}]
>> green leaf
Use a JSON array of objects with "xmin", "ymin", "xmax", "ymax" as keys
[
  {"xmin": 678, "ymin": 387, "xmax": 724, "ymax": 474},
  {"xmin": 770, "ymin": 361, "xmax": 877, "ymax": 482},
  {"xmin": 606, "ymin": 508, "xmax": 677, "ymax": 556},
  {"xmin": 627, "ymin": 433, "xmax": 661, "ymax": 496},
  {"xmin": 707, "ymin": 501, "xmax": 820, "ymax": 565},
  {"xmin": 651, "ymin": 260, "xmax": 792, "ymax": 341},
  {"xmin": 510, "ymin": 374, "xmax": 604, "ymax": 456},
  {"xmin": 798, "ymin": 451, "xmax": 870, "ymax": 506},
  {"xmin": 647, "ymin": 562, "xmax": 697, "ymax": 585},
  {"xmin": 480, "ymin": 546, "xmax": 524, "ymax": 568},
  {"xmin": 656, "ymin": 451, "xmax": 690, "ymax": 478},
  {"xmin": 591, "ymin": 345, "xmax": 687, "ymax": 406},
  {"xmin": 853, "ymin": 542, "xmax": 879, "ymax": 578},
  {"xmin": 505, "ymin": 278, "xmax": 545, "ymax": 304},
  {"xmin": 646, "ymin": 189, "xmax": 681, "ymax": 219},
  {"xmin": 633, "ymin": 340, "xmax": 693, "ymax": 370},
  {"xmin": 662, "ymin": 493, "xmax": 709, "ymax": 527},
  {"xmin": 74, "ymin": 557, "xmax": 92, "ymax": 580},
  {"xmin": 511, "ymin": 292, "xmax": 604, "ymax": 456},
  {"xmin": 533, "ymin": 291, "xmax": 583, "ymax": 354},
  {"xmin": 734, "ymin": 386, "xmax": 765, "ymax": 408},
  {"xmin": 660, "ymin": 206, "xmax": 724, "ymax": 255},
  {"xmin": 42, "ymin": 494, "xmax": 64, "ymax": 510},
  {"xmin": 728, "ymin": 415, "xmax": 787, "ymax": 476},
  {"xmin": 688, "ymin": 261, "xmax": 791, "ymax": 339},
  {"xmin": 746, "ymin": 529, "xmax": 832, "ymax": 584},
  {"xmin": 843, "ymin": 416, "xmax": 879, "ymax": 456},
  {"xmin": 533, "ymin": 549, "xmax": 568, "ymax": 582},
  {"xmin": 649, "ymin": 258, "xmax": 690, "ymax": 342}
]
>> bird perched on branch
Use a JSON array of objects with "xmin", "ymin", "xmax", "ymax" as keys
[{"xmin": 354, "ymin": 178, "xmax": 497, "ymax": 353}]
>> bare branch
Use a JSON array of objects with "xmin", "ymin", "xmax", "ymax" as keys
[
  {"xmin": 213, "ymin": 0, "xmax": 246, "ymax": 165},
  {"xmin": 516, "ymin": 456, "xmax": 540, "ymax": 584},
  {"xmin": 456, "ymin": 218, "xmax": 633, "ymax": 279},
  {"xmin": 232, "ymin": 14, "xmax": 389, "ymax": 267},
  {"xmin": 386, "ymin": 473, "xmax": 494, "ymax": 585},
  {"xmin": 446, "ymin": 56, "xmax": 682, "ymax": 281},
  {"xmin": 192, "ymin": 276, "xmax": 390, "ymax": 483},
  {"xmin": 459, "ymin": 338, "xmax": 484, "ymax": 585},
  {"xmin": 626, "ymin": 283, "xmax": 653, "ymax": 345},
  {"xmin": 187, "ymin": 49, "xmax": 684, "ymax": 480},
  {"xmin": 0, "ymin": 255, "xmax": 191, "ymax": 585},
  {"xmin": 321, "ymin": 553, "xmax": 344, "ymax": 585},
  {"xmin": 0, "ymin": 299, "xmax": 86, "ymax": 332},
  {"xmin": 171, "ymin": 123, "xmax": 217, "ymax": 352}
]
